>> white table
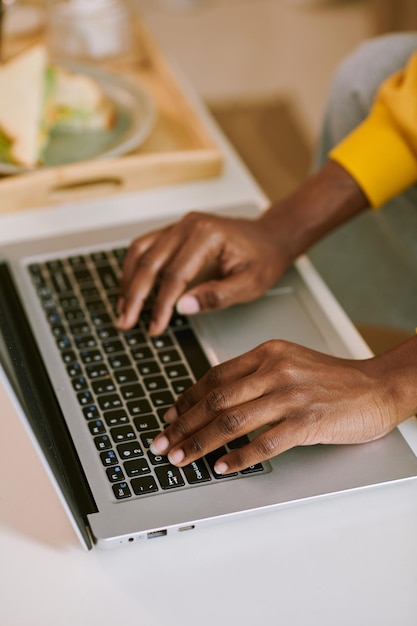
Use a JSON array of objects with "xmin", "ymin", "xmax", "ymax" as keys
[{"xmin": 1, "ymin": 75, "xmax": 417, "ymax": 626}]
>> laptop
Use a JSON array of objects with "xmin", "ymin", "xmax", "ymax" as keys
[{"xmin": 1, "ymin": 201, "xmax": 417, "ymax": 550}]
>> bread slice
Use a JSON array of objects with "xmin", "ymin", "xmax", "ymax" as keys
[
  {"xmin": 0, "ymin": 45, "xmax": 117, "ymax": 167},
  {"xmin": 51, "ymin": 66, "xmax": 116, "ymax": 132},
  {"xmin": 0, "ymin": 45, "xmax": 49, "ymax": 167}
]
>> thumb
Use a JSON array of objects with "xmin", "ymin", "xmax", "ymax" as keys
[{"xmin": 176, "ymin": 273, "xmax": 256, "ymax": 316}]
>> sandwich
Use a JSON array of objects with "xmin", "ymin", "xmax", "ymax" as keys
[
  {"xmin": 0, "ymin": 44, "xmax": 116, "ymax": 168},
  {"xmin": 50, "ymin": 66, "xmax": 116, "ymax": 132},
  {"xmin": 0, "ymin": 45, "xmax": 51, "ymax": 167}
]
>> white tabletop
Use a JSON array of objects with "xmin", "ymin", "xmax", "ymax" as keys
[{"xmin": 1, "ymin": 74, "xmax": 417, "ymax": 626}]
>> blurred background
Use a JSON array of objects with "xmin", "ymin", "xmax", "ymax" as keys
[
  {"xmin": 133, "ymin": 0, "xmax": 417, "ymax": 198},
  {"xmin": 2, "ymin": 0, "xmax": 417, "ymax": 350}
]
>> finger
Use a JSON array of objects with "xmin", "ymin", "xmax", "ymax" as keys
[
  {"xmin": 118, "ymin": 226, "xmax": 187, "ymax": 329},
  {"xmin": 151, "ymin": 359, "xmax": 273, "ymax": 456},
  {"xmin": 119, "ymin": 229, "xmax": 162, "ymax": 295},
  {"xmin": 211, "ymin": 418, "xmax": 305, "ymax": 474},
  {"xmin": 146, "ymin": 230, "xmax": 226, "ymax": 335},
  {"xmin": 117, "ymin": 230, "xmax": 164, "ymax": 328},
  {"xmin": 171, "ymin": 349, "xmax": 262, "ymax": 419},
  {"xmin": 161, "ymin": 396, "xmax": 295, "ymax": 469},
  {"xmin": 176, "ymin": 266, "xmax": 268, "ymax": 318}
]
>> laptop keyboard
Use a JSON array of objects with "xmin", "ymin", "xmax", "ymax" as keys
[{"xmin": 27, "ymin": 247, "xmax": 265, "ymax": 501}]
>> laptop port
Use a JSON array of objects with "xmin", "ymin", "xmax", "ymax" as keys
[
  {"xmin": 178, "ymin": 525, "xmax": 195, "ymax": 532},
  {"xmin": 147, "ymin": 529, "xmax": 167, "ymax": 539}
]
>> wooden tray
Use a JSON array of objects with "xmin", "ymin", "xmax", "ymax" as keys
[{"xmin": 0, "ymin": 19, "xmax": 224, "ymax": 214}]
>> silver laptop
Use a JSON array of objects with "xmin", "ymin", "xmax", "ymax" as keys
[{"xmin": 1, "ymin": 202, "xmax": 417, "ymax": 550}]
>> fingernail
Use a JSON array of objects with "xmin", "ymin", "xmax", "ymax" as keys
[
  {"xmin": 150, "ymin": 435, "xmax": 169, "ymax": 455},
  {"xmin": 214, "ymin": 461, "xmax": 229, "ymax": 475},
  {"xmin": 163, "ymin": 406, "xmax": 178, "ymax": 423},
  {"xmin": 177, "ymin": 294, "xmax": 200, "ymax": 315},
  {"xmin": 168, "ymin": 448, "xmax": 185, "ymax": 465}
]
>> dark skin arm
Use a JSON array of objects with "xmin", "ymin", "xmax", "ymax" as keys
[{"xmin": 117, "ymin": 160, "xmax": 417, "ymax": 471}]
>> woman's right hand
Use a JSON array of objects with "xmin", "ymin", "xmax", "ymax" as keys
[{"xmin": 117, "ymin": 211, "xmax": 289, "ymax": 335}]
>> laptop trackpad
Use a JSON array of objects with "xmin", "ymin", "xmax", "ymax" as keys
[{"xmin": 191, "ymin": 287, "xmax": 332, "ymax": 365}]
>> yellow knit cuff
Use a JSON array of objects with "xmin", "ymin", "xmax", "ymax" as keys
[{"xmin": 329, "ymin": 102, "xmax": 417, "ymax": 208}]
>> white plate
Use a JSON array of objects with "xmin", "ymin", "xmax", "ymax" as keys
[{"xmin": 0, "ymin": 61, "xmax": 157, "ymax": 175}]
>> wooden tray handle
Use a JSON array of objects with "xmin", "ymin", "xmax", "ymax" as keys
[{"xmin": 0, "ymin": 150, "xmax": 223, "ymax": 213}]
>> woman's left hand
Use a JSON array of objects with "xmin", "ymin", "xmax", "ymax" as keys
[{"xmin": 150, "ymin": 339, "xmax": 401, "ymax": 474}]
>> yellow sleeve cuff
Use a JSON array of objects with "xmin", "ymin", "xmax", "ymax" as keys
[{"xmin": 329, "ymin": 101, "xmax": 417, "ymax": 208}]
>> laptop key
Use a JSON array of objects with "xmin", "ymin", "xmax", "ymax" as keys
[
  {"xmin": 164, "ymin": 364, "xmax": 188, "ymax": 379},
  {"xmin": 150, "ymin": 389, "xmax": 175, "ymax": 408},
  {"xmin": 173, "ymin": 327, "xmax": 211, "ymax": 381},
  {"xmin": 86, "ymin": 363, "xmax": 110, "ymax": 379},
  {"xmin": 89, "ymin": 420, "xmax": 106, "ymax": 436},
  {"xmin": 124, "ymin": 329, "xmax": 146, "ymax": 347},
  {"xmin": 100, "ymin": 449, "xmax": 118, "ymax": 466},
  {"xmin": 72, "ymin": 267, "xmax": 94, "ymax": 286},
  {"xmin": 102, "ymin": 339, "xmax": 124, "ymax": 355},
  {"xmin": 120, "ymin": 383, "xmax": 145, "ymax": 401},
  {"xmin": 110, "ymin": 425, "xmax": 136, "ymax": 443},
  {"xmin": 131, "ymin": 476, "xmax": 159, "ymax": 496},
  {"xmin": 114, "ymin": 368, "xmax": 138, "ymax": 385},
  {"xmin": 155, "ymin": 465, "xmax": 185, "ymax": 490},
  {"xmin": 104, "ymin": 409, "xmax": 129, "ymax": 427},
  {"xmin": 72, "ymin": 376, "xmax": 88, "ymax": 392},
  {"xmin": 124, "ymin": 458, "xmax": 151, "ymax": 477},
  {"xmin": 98, "ymin": 393, "xmax": 123, "ymax": 410},
  {"xmin": 205, "ymin": 447, "xmax": 238, "ymax": 479},
  {"xmin": 112, "ymin": 482, "xmax": 132, "ymax": 499},
  {"xmin": 143, "ymin": 375, "xmax": 167, "ymax": 392},
  {"xmin": 61, "ymin": 349, "xmax": 77, "ymax": 364},
  {"xmin": 83, "ymin": 405, "xmax": 100, "ymax": 420},
  {"xmin": 96, "ymin": 264, "xmax": 118, "ymax": 291},
  {"xmin": 108, "ymin": 354, "xmax": 131, "ymax": 370},
  {"xmin": 137, "ymin": 361, "xmax": 161, "ymax": 377},
  {"xmin": 130, "ymin": 346, "xmax": 153, "ymax": 362},
  {"xmin": 94, "ymin": 435, "xmax": 112, "ymax": 451},
  {"xmin": 158, "ymin": 348, "xmax": 181, "ymax": 364},
  {"xmin": 126, "ymin": 398, "xmax": 152, "ymax": 416},
  {"xmin": 133, "ymin": 414, "xmax": 159, "ymax": 432},
  {"xmin": 80, "ymin": 349, "xmax": 103, "ymax": 364},
  {"xmin": 183, "ymin": 459, "xmax": 212, "ymax": 484},
  {"xmin": 80, "ymin": 286, "xmax": 100, "ymax": 300},
  {"xmin": 67, "ymin": 362, "xmax": 82, "ymax": 377},
  {"xmin": 171, "ymin": 378, "xmax": 193, "ymax": 395},
  {"xmin": 96, "ymin": 326, "xmax": 118, "ymax": 340},
  {"xmin": 140, "ymin": 430, "xmax": 161, "ymax": 449},
  {"xmin": 147, "ymin": 451, "xmax": 169, "ymax": 465},
  {"xmin": 77, "ymin": 390, "xmax": 94, "ymax": 406},
  {"xmin": 92, "ymin": 379, "xmax": 116, "ymax": 395},
  {"xmin": 106, "ymin": 465, "xmax": 124, "ymax": 483},
  {"xmin": 240, "ymin": 464, "xmax": 264, "ymax": 475},
  {"xmin": 117, "ymin": 441, "xmax": 144, "ymax": 459}
]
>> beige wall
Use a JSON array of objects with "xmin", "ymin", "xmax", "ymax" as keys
[{"xmin": 135, "ymin": 0, "xmax": 374, "ymax": 143}]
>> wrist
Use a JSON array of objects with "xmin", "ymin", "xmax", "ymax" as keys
[
  {"xmin": 370, "ymin": 336, "xmax": 417, "ymax": 424},
  {"xmin": 259, "ymin": 160, "xmax": 369, "ymax": 263}
]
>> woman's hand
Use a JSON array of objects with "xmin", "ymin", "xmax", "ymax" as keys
[
  {"xmin": 117, "ymin": 211, "xmax": 289, "ymax": 335},
  {"xmin": 117, "ymin": 162, "xmax": 369, "ymax": 335},
  {"xmin": 150, "ymin": 340, "xmax": 407, "ymax": 474}
]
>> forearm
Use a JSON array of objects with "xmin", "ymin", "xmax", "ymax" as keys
[
  {"xmin": 371, "ymin": 335, "xmax": 417, "ymax": 424},
  {"xmin": 259, "ymin": 160, "xmax": 369, "ymax": 264}
]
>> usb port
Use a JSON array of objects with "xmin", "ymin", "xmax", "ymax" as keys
[{"xmin": 147, "ymin": 529, "xmax": 167, "ymax": 540}]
